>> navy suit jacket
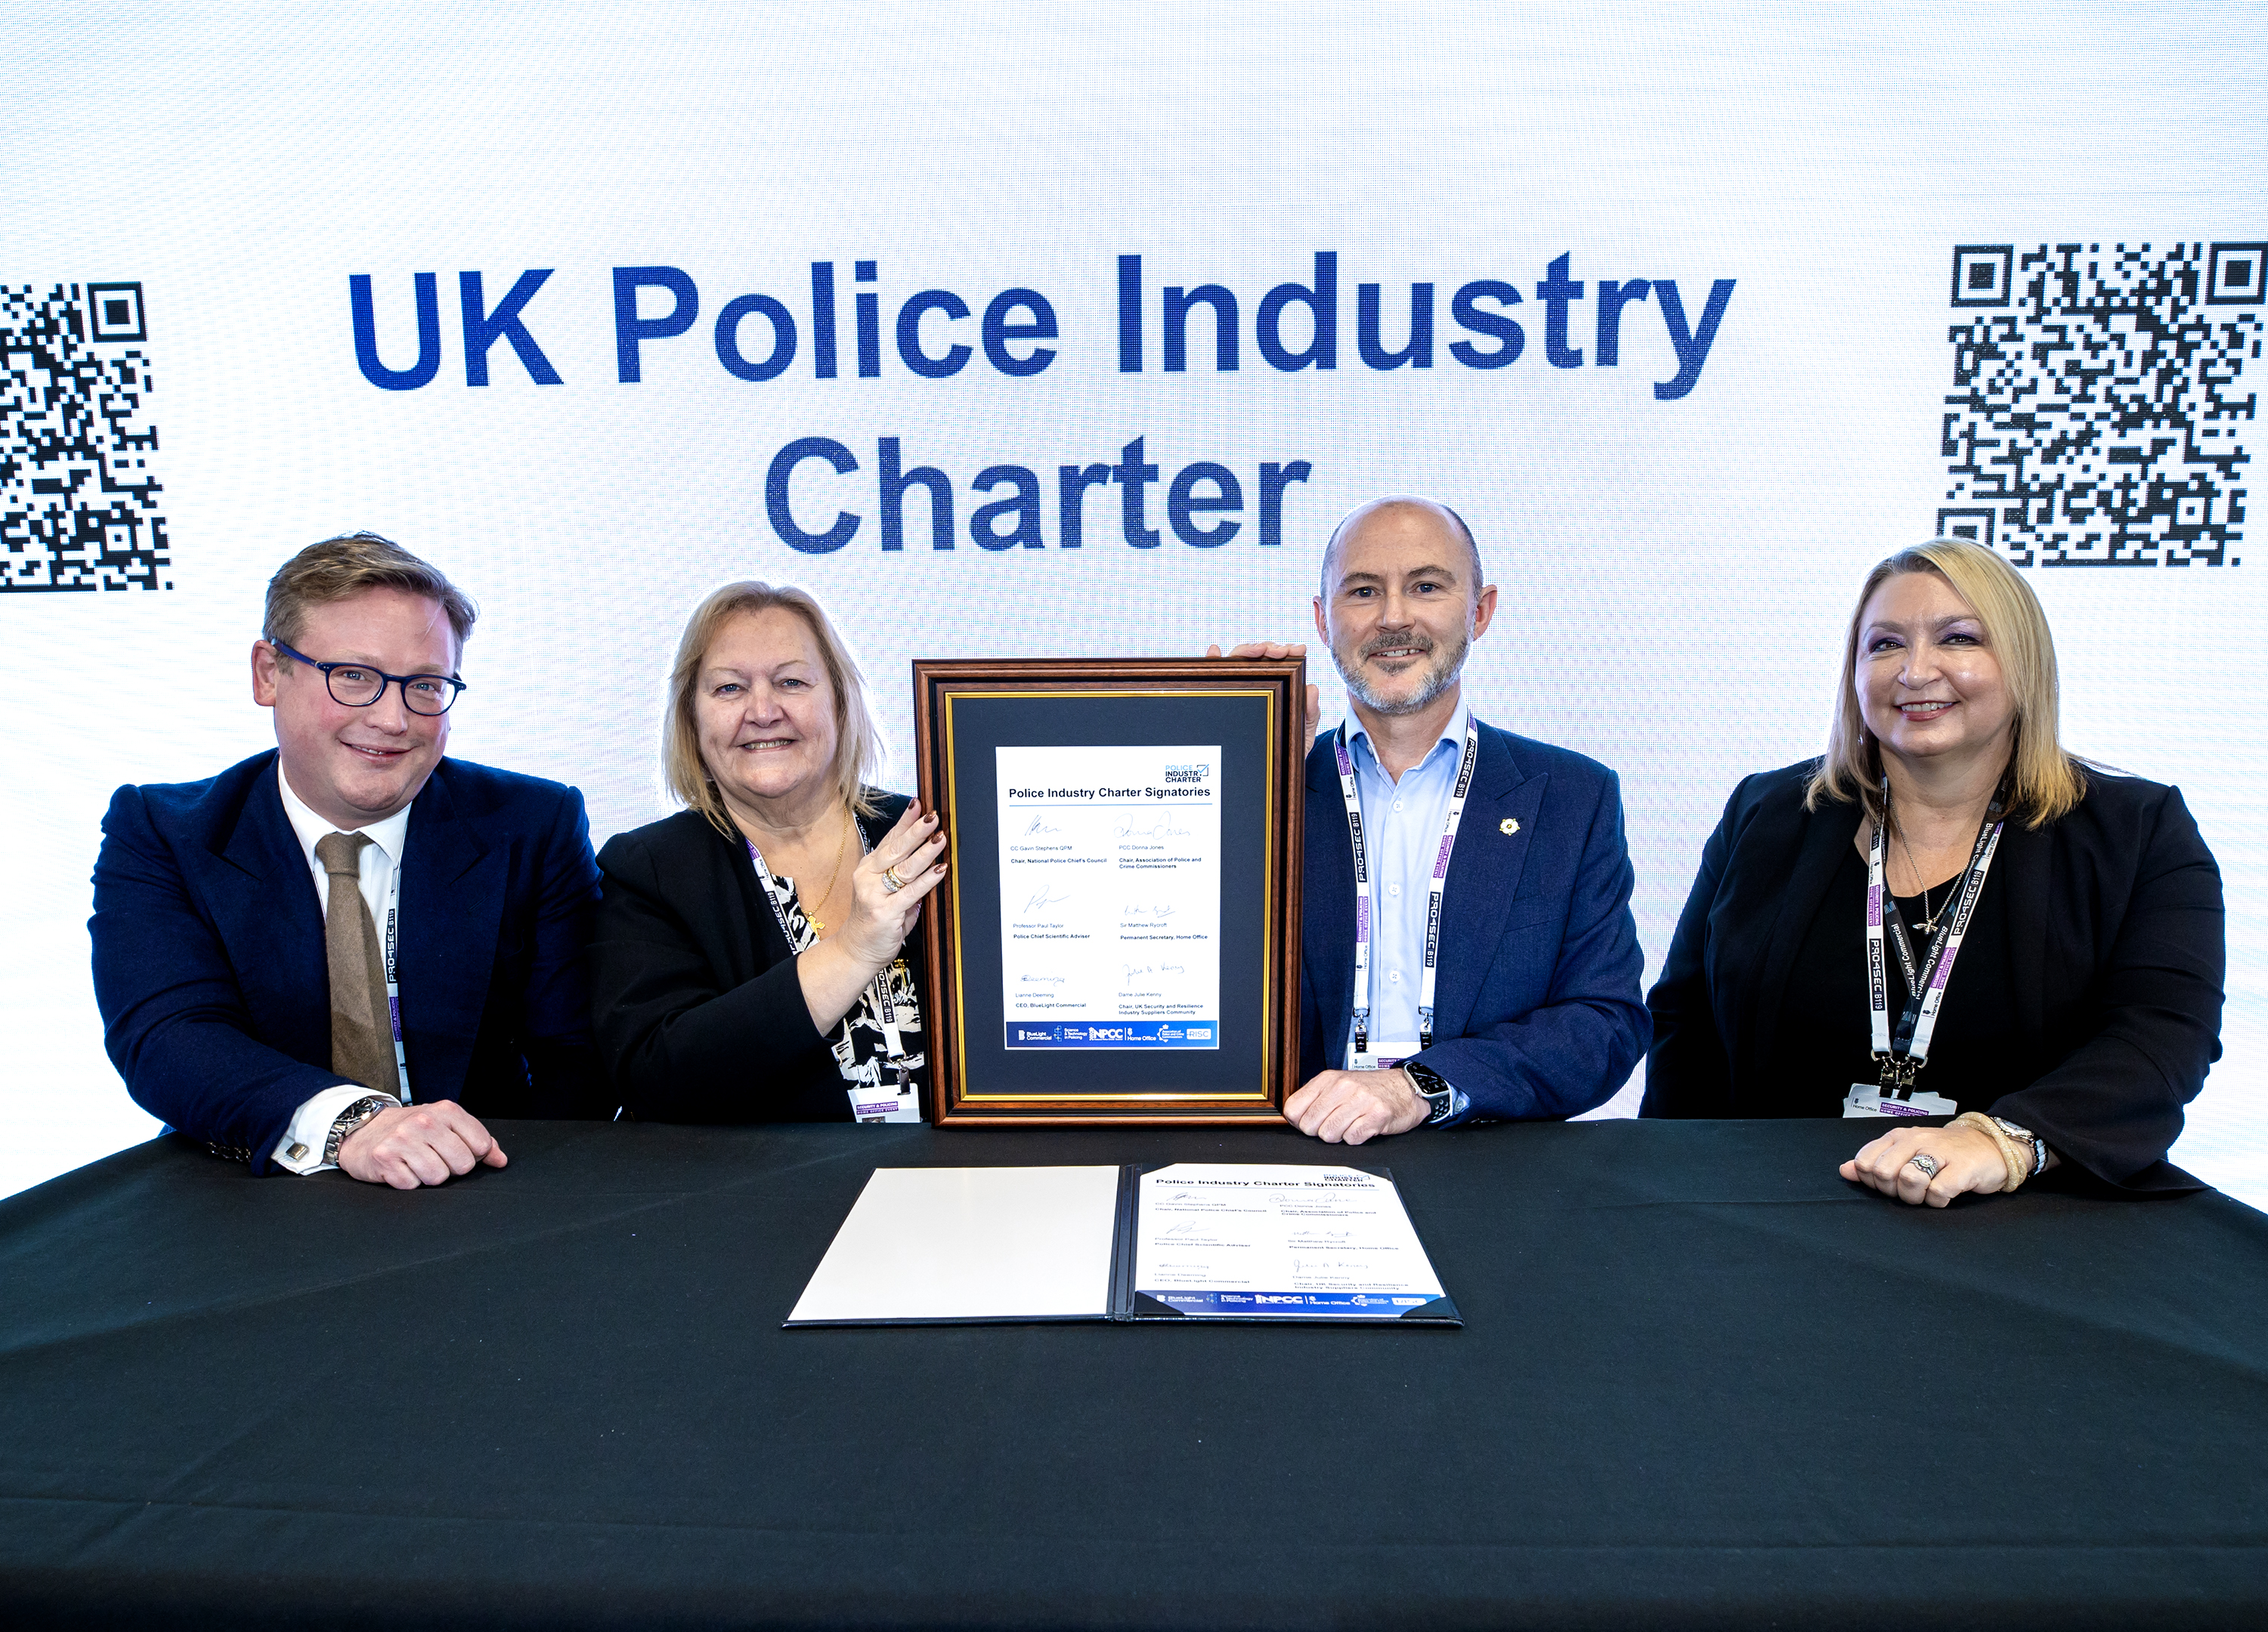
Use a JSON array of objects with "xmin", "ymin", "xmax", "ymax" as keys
[
  {"xmin": 1298, "ymin": 718, "xmax": 1648, "ymax": 1120},
  {"xmin": 90, "ymin": 750, "xmax": 608, "ymax": 1172}
]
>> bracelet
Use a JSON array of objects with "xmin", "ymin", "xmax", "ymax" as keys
[
  {"xmin": 323, "ymin": 1095, "xmax": 400, "ymax": 1167},
  {"xmin": 1951, "ymin": 1111, "xmax": 2029, "ymax": 1193}
]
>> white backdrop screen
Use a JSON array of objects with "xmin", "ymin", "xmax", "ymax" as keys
[{"xmin": 5, "ymin": 2, "xmax": 2263, "ymax": 1204}]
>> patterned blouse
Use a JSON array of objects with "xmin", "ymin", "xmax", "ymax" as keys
[{"xmin": 747, "ymin": 833, "xmax": 927, "ymax": 1106}]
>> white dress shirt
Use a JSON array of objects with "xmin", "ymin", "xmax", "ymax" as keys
[
  {"xmin": 1339, "ymin": 699, "xmax": 1472, "ymax": 1117},
  {"xmin": 271, "ymin": 765, "xmax": 414, "ymax": 1173}
]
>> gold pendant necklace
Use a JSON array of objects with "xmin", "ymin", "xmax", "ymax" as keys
[{"xmin": 801, "ymin": 811, "xmax": 852, "ymax": 935}]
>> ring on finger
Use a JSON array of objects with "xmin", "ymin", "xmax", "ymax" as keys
[
  {"xmin": 882, "ymin": 865, "xmax": 907, "ymax": 893},
  {"xmin": 1906, "ymin": 1152, "xmax": 1941, "ymax": 1179}
]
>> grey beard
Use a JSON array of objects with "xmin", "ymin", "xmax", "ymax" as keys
[{"xmin": 1336, "ymin": 632, "xmax": 1468, "ymax": 717}]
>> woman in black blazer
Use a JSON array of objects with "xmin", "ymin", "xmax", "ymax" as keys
[
  {"xmin": 1643, "ymin": 539, "xmax": 2223, "ymax": 1201},
  {"xmin": 589, "ymin": 583, "xmax": 947, "ymax": 1122}
]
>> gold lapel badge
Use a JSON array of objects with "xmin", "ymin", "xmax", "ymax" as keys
[{"xmin": 1499, "ymin": 818, "xmax": 1520, "ymax": 836}]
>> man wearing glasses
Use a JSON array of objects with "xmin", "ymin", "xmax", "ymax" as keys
[{"xmin": 90, "ymin": 532, "xmax": 608, "ymax": 1186}]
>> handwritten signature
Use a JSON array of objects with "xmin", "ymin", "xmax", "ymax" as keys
[
  {"xmin": 1121, "ymin": 903, "xmax": 1177, "ymax": 920},
  {"xmin": 1022, "ymin": 814, "xmax": 1062, "ymax": 837},
  {"xmin": 1115, "ymin": 818, "xmax": 1193, "ymax": 839},
  {"xmin": 1022, "ymin": 886, "xmax": 1071, "ymax": 913}
]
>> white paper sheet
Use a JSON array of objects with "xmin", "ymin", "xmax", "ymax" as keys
[
  {"xmin": 1133, "ymin": 1163, "xmax": 1447, "ymax": 1318},
  {"xmin": 785, "ymin": 1166, "xmax": 1122, "ymax": 1324},
  {"xmin": 995, "ymin": 744, "xmax": 1221, "ymax": 1052}
]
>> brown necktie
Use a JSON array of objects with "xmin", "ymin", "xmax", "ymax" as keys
[{"xmin": 314, "ymin": 831, "xmax": 398, "ymax": 1096}]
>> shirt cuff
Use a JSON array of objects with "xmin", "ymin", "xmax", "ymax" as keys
[{"xmin": 271, "ymin": 1085, "xmax": 385, "ymax": 1174}]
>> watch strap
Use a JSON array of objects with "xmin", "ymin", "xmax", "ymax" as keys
[
  {"xmin": 1991, "ymin": 1115, "xmax": 2047, "ymax": 1177},
  {"xmin": 323, "ymin": 1094, "xmax": 399, "ymax": 1167},
  {"xmin": 1401, "ymin": 1061, "xmax": 1456, "ymax": 1125}
]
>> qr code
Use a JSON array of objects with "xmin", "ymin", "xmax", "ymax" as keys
[
  {"xmin": 1939, "ymin": 243, "xmax": 2263, "ymax": 567},
  {"xmin": 2, "ymin": 282, "xmax": 169, "ymax": 591}
]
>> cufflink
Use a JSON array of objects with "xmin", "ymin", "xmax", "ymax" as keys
[
  {"xmin": 1499, "ymin": 818, "xmax": 1520, "ymax": 836},
  {"xmin": 287, "ymin": 1142, "xmax": 310, "ymax": 1162}
]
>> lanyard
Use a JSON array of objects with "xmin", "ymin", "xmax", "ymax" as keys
[
  {"xmin": 379, "ymin": 861, "xmax": 410, "ymax": 1101},
  {"xmin": 744, "ymin": 827, "xmax": 917, "ymax": 1081},
  {"xmin": 1334, "ymin": 717, "xmax": 1481, "ymax": 1059},
  {"xmin": 1864, "ymin": 781, "xmax": 2004, "ymax": 1093}
]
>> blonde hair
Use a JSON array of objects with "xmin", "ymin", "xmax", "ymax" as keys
[
  {"xmin": 664, "ymin": 582, "xmax": 884, "ymax": 835},
  {"xmin": 1806, "ymin": 538, "xmax": 2085, "ymax": 830},
  {"xmin": 264, "ymin": 531, "xmax": 475, "ymax": 660}
]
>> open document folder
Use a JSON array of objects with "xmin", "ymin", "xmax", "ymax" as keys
[{"xmin": 784, "ymin": 1163, "xmax": 1462, "ymax": 1327}]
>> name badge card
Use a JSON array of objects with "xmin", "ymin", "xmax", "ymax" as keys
[
  {"xmin": 1843, "ymin": 1085, "xmax": 1960, "ymax": 1119},
  {"xmin": 848, "ymin": 1083, "xmax": 923, "ymax": 1124}
]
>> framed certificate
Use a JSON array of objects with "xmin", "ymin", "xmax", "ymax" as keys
[{"xmin": 912, "ymin": 657, "xmax": 1306, "ymax": 1124}]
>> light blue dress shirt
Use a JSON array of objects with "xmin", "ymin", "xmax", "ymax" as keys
[{"xmin": 1337, "ymin": 699, "xmax": 1473, "ymax": 1115}]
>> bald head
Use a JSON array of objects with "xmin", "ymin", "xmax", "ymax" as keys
[
  {"xmin": 1312, "ymin": 495, "xmax": 1499, "ymax": 722},
  {"xmin": 1320, "ymin": 497, "xmax": 1483, "ymax": 597}
]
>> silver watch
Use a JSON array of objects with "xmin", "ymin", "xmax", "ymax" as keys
[
  {"xmin": 323, "ymin": 1095, "xmax": 398, "ymax": 1166},
  {"xmin": 1991, "ymin": 1115, "xmax": 2047, "ymax": 1177}
]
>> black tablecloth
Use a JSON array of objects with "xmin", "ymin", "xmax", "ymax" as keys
[{"xmin": 3, "ymin": 1117, "xmax": 2265, "ymax": 1630}]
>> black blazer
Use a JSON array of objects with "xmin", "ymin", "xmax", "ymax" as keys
[
  {"xmin": 589, "ymin": 795, "xmax": 920, "ymax": 1122},
  {"xmin": 1641, "ymin": 761, "xmax": 2224, "ymax": 1192}
]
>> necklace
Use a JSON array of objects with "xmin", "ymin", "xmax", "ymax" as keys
[
  {"xmin": 750, "ymin": 809, "xmax": 852, "ymax": 935},
  {"xmin": 1895, "ymin": 830, "xmax": 1944, "ymax": 935},
  {"xmin": 800, "ymin": 811, "xmax": 852, "ymax": 935}
]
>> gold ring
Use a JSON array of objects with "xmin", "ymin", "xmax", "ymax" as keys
[{"xmin": 882, "ymin": 866, "xmax": 907, "ymax": 893}]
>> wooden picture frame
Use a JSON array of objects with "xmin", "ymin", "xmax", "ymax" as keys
[{"xmin": 912, "ymin": 657, "xmax": 1306, "ymax": 1125}]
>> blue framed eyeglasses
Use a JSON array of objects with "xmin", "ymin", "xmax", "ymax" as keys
[{"xmin": 268, "ymin": 638, "xmax": 466, "ymax": 716}]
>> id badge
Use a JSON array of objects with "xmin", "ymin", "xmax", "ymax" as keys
[
  {"xmin": 1843, "ymin": 1084, "xmax": 1959, "ymax": 1119},
  {"xmin": 848, "ymin": 1083, "xmax": 921, "ymax": 1124},
  {"xmin": 1351, "ymin": 1040, "xmax": 1422, "ymax": 1073}
]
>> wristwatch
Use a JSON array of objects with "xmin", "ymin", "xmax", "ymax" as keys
[
  {"xmin": 323, "ymin": 1094, "xmax": 399, "ymax": 1167},
  {"xmin": 1991, "ymin": 1116, "xmax": 2048, "ymax": 1177},
  {"xmin": 1401, "ymin": 1060, "xmax": 1457, "ymax": 1126}
]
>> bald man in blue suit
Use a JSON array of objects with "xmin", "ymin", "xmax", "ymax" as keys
[{"xmin": 1220, "ymin": 497, "xmax": 1646, "ymax": 1142}]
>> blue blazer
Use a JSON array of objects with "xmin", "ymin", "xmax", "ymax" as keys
[
  {"xmin": 1298, "ymin": 719, "xmax": 1648, "ymax": 1120},
  {"xmin": 90, "ymin": 750, "xmax": 607, "ymax": 1172}
]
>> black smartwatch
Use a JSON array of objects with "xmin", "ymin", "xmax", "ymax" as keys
[{"xmin": 1401, "ymin": 1060, "xmax": 1456, "ymax": 1125}]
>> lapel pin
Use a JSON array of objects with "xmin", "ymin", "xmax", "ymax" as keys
[{"xmin": 1499, "ymin": 818, "xmax": 1520, "ymax": 836}]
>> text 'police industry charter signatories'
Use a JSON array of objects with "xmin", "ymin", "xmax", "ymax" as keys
[
  {"xmin": 1133, "ymin": 1164, "xmax": 1447, "ymax": 1318},
  {"xmin": 996, "ymin": 745, "xmax": 1221, "ymax": 1051}
]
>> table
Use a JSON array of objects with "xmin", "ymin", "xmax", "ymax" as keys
[{"xmin": 3, "ymin": 1117, "xmax": 2265, "ymax": 1629}]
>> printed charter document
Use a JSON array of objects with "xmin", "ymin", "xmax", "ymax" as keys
[
  {"xmin": 784, "ymin": 1163, "xmax": 1461, "ymax": 1327},
  {"xmin": 1133, "ymin": 1164, "xmax": 1448, "ymax": 1318},
  {"xmin": 997, "ymin": 744, "xmax": 1221, "ymax": 1050}
]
